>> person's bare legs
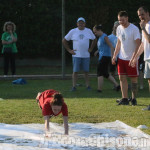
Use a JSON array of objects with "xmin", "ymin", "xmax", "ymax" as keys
[
  {"xmin": 119, "ymin": 75, "xmax": 128, "ymax": 98},
  {"xmin": 148, "ymin": 79, "xmax": 150, "ymax": 92},
  {"xmin": 84, "ymin": 72, "xmax": 89, "ymax": 87},
  {"xmin": 108, "ymin": 75, "xmax": 119, "ymax": 87},
  {"xmin": 98, "ymin": 76, "xmax": 103, "ymax": 91},
  {"xmin": 139, "ymin": 71, "xmax": 144, "ymax": 89},
  {"xmin": 72, "ymin": 72, "xmax": 78, "ymax": 87},
  {"xmin": 130, "ymin": 77, "xmax": 138, "ymax": 99},
  {"xmin": 44, "ymin": 116, "xmax": 52, "ymax": 137},
  {"xmin": 44, "ymin": 116, "xmax": 50, "ymax": 131}
]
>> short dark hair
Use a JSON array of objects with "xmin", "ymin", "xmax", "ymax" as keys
[
  {"xmin": 138, "ymin": 6, "xmax": 149, "ymax": 13},
  {"xmin": 93, "ymin": 24, "xmax": 103, "ymax": 31},
  {"xmin": 51, "ymin": 93, "xmax": 63, "ymax": 106},
  {"xmin": 118, "ymin": 11, "xmax": 128, "ymax": 17}
]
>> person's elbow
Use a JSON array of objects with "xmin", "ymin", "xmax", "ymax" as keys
[
  {"xmin": 62, "ymin": 38, "xmax": 66, "ymax": 44},
  {"xmin": 93, "ymin": 38, "xmax": 97, "ymax": 43}
]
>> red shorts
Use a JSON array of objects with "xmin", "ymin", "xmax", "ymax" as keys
[{"xmin": 117, "ymin": 58, "xmax": 139, "ymax": 77}]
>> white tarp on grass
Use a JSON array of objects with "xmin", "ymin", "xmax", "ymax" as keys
[{"xmin": 0, "ymin": 120, "xmax": 149, "ymax": 150}]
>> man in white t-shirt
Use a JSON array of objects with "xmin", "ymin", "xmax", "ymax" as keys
[
  {"xmin": 112, "ymin": 11, "xmax": 141, "ymax": 105},
  {"xmin": 132, "ymin": 6, "xmax": 150, "ymax": 93},
  {"xmin": 62, "ymin": 17, "xmax": 96, "ymax": 91}
]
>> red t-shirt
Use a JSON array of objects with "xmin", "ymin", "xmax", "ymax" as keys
[{"xmin": 39, "ymin": 89, "xmax": 68, "ymax": 117}]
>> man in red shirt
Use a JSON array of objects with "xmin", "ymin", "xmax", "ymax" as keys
[{"xmin": 36, "ymin": 89, "xmax": 68, "ymax": 135}]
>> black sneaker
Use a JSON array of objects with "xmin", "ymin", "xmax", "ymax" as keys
[
  {"xmin": 116, "ymin": 98, "xmax": 121, "ymax": 103},
  {"xmin": 115, "ymin": 85, "xmax": 120, "ymax": 91},
  {"xmin": 128, "ymin": 97, "xmax": 132, "ymax": 102},
  {"xmin": 97, "ymin": 90, "xmax": 102, "ymax": 93},
  {"xmin": 86, "ymin": 86, "xmax": 91, "ymax": 91},
  {"xmin": 117, "ymin": 98, "xmax": 129, "ymax": 105},
  {"xmin": 70, "ymin": 87, "xmax": 76, "ymax": 92},
  {"xmin": 117, "ymin": 97, "xmax": 131, "ymax": 103},
  {"xmin": 131, "ymin": 98, "xmax": 137, "ymax": 106}
]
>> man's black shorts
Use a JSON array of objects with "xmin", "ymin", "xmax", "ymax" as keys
[{"xmin": 97, "ymin": 56, "xmax": 111, "ymax": 78}]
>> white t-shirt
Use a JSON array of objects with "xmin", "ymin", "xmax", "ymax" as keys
[
  {"xmin": 65, "ymin": 27, "xmax": 96, "ymax": 58},
  {"xmin": 117, "ymin": 23, "xmax": 141, "ymax": 60},
  {"xmin": 142, "ymin": 21, "xmax": 150, "ymax": 61}
]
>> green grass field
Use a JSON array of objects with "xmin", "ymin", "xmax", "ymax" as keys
[{"xmin": 0, "ymin": 76, "xmax": 149, "ymax": 135}]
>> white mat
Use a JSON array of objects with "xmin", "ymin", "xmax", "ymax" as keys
[{"xmin": 0, "ymin": 120, "xmax": 149, "ymax": 150}]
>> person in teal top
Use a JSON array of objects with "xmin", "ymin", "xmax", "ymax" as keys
[
  {"xmin": 108, "ymin": 21, "xmax": 120, "ymax": 87},
  {"xmin": 1, "ymin": 21, "xmax": 18, "ymax": 76},
  {"xmin": 93, "ymin": 24, "xmax": 120, "ymax": 92},
  {"xmin": 97, "ymin": 32, "xmax": 111, "ymax": 60}
]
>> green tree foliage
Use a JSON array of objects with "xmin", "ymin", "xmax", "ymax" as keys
[{"xmin": 0, "ymin": 0, "xmax": 149, "ymax": 59}]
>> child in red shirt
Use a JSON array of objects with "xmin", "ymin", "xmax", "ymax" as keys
[{"xmin": 36, "ymin": 89, "xmax": 68, "ymax": 135}]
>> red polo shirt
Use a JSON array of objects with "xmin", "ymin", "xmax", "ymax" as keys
[{"xmin": 39, "ymin": 89, "xmax": 68, "ymax": 117}]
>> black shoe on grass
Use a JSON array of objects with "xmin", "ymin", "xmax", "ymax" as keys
[
  {"xmin": 131, "ymin": 98, "xmax": 137, "ymax": 106},
  {"xmin": 115, "ymin": 85, "xmax": 120, "ymax": 91},
  {"xmin": 116, "ymin": 98, "xmax": 121, "ymax": 103},
  {"xmin": 71, "ymin": 87, "xmax": 76, "ymax": 92},
  {"xmin": 128, "ymin": 97, "xmax": 132, "ymax": 102},
  {"xmin": 117, "ymin": 98, "xmax": 129, "ymax": 105},
  {"xmin": 116, "ymin": 97, "xmax": 124, "ymax": 103},
  {"xmin": 97, "ymin": 90, "xmax": 102, "ymax": 93}
]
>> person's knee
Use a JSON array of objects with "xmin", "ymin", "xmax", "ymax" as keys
[
  {"xmin": 148, "ymin": 80, "xmax": 150, "ymax": 87},
  {"xmin": 119, "ymin": 76, "xmax": 127, "ymax": 82},
  {"xmin": 130, "ymin": 77, "xmax": 138, "ymax": 83},
  {"xmin": 72, "ymin": 72, "xmax": 78, "ymax": 78}
]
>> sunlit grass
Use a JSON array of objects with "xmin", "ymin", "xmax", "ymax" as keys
[{"xmin": 0, "ymin": 77, "xmax": 149, "ymax": 135}]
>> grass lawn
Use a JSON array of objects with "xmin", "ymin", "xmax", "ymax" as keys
[{"xmin": 0, "ymin": 77, "xmax": 150, "ymax": 135}]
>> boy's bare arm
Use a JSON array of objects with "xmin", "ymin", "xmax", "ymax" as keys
[
  {"xmin": 44, "ymin": 116, "xmax": 50, "ymax": 131},
  {"xmin": 63, "ymin": 116, "xmax": 69, "ymax": 135}
]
